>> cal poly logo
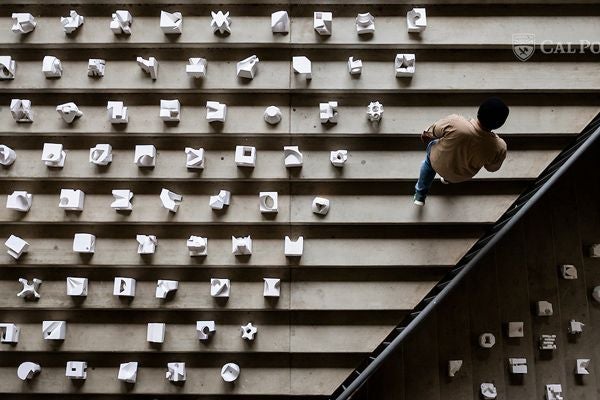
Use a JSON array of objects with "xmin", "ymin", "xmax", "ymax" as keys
[{"xmin": 512, "ymin": 33, "xmax": 535, "ymax": 62}]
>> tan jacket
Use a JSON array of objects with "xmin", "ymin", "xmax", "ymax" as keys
[{"xmin": 425, "ymin": 114, "xmax": 507, "ymax": 183}]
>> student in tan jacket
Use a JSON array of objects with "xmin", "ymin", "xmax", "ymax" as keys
[{"xmin": 414, "ymin": 97, "xmax": 509, "ymax": 206}]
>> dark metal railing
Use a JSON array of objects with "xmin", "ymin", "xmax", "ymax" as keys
[{"xmin": 330, "ymin": 112, "xmax": 600, "ymax": 400}]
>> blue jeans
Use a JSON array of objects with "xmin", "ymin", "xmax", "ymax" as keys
[{"xmin": 415, "ymin": 140, "xmax": 437, "ymax": 199}]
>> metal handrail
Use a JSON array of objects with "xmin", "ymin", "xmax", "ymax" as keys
[{"xmin": 331, "ymin": 113, "xmax": 600, "ymax": 400}]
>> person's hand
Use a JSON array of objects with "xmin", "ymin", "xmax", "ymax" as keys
[{"xmin": 421, "ymin": 131, "xmax": 433, "ymax": 144}]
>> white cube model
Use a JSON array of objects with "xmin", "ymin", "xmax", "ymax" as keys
[
  {"xmin": 134, "ymin": 145, "xmax": 156, "ymax": 167},
  {"xmin": 314, "ymin": 12, "xmax": 332, "ymax": 35},
  {"xmin": 159, "ymin": 188, "xmax": 183, "ymax": 212},
  {"xmin": 241, "ymin": 322, "xmax": 257, "ymax": 340},
  {"xmin": 117, "ymin": 362, "xmax": 138, "ymax": 383},
  {"xmin": 407, "ymin": 8, "xmax": 427, "ymax": 33},
  {"xmin": 166, "ymin": 362, "xmax": 186, "ymax": 382},
  {"xmin": 221, "ymin": 363, "xmax": 240, "ymax": 382},
  {"xmin": 236, "ymin": 55, "xmax": 259, "ymax": 79},
  {"xmin": 137, "ymin": 56, "xmax": 159, "ymax": 80},
  {"xmin": 159, "ymin": 99, "xmax": 180, "ymax": 122},
  {"xmin": 65, "ymin": 361, "xmax": 87, "ymax": 379},
  {"xmin": 59, "ymin": 189, "xmax": 85, "ymax": 211},
  {"xmin": 41, "ymin": 143, "xmax": 66, "ymax": 168},
  {"xmin": 186, "ymin": 58, "xmax": 207, "ymax": 78},
  {"xmin": 263, "ymin": 278, "xmax": 281, "ymax": 297},
  {"xmin": 89, "ymin": 144, "xmax": 112, "ymax": 165},
  {"xmin": 185, "ymin": 147, "xmax": 205, "ymax": 169},
  {"xmin": 367, "ymin": 101, "xmax": 384, "ymax": 122},
  {"xmin": 6, "ymin": 191, "xmax": 32, "ymax": 212},
  {"xmin": 72, "ymin": 233, "xmax": 95, "ymax": 253},
  {"xmin": 330, "ymin": 150, "xmax": 348, "ymax": 167},
  {"xmin": 0, "ymin": 323, "xmax": 20, "ymax": 343},
  {"xmin": 61, "ymin": 10, "xmax": 84, "ymax": 34},
  {"xmin": 284, "ymin": 236, "xmax": 303, "ymax": 256},
  {"xmin": 187, "ymin": 236, "xmax": 207, "ymax": 256},
  {"xmin": 56, "ymin": 102, "xmax": 83, "ymax": 123},
  {"xmin": 17, "ymin": 362, "xmax": 41, "ymax": 381},
  {"xmin": 111, "ymin": 190, "xmax": 134, "ymax": 211},
  {"xmin": 271, "ymin": 11, "xmax": 289, "ymax": 33},
  {"xmin": 206, "ymin": 101, "xmax": 227, "ymax": 122},
  {"xmin": 292, "ymin": 56, "xmax": 312, "ymax": 80},
  {"xmin": 10, "ymin": 99, "xmax": 33, "ymax": 122},
  {"xmin": 88, "ymin": 59, "xmax": 106, "ymax": 77},
  {"xmin": 66, "ymin": 277, "xmax": 88, "ymax": 296},
  {"xmin": 312, "ymin": 196, "xmax": 330, "ymax": 215},
  {"xmin": 0, "ymin": 145, "xmax": 16, "ymax": 166},
  {"xmin": 113, "ymin": 277, "xmax": 136, "ymax": 297},
  {"xmin": 210, "ymin": 11, "xmax": 231, "ymax": 34},
  {"xmin": 355, "ymin": 12, "xmax": 375, "ymax": 34},
  {"xmin": 259, "ymin": 192, "xmax": 278, "ymax": 213},
  {"xmin": 17, "ymin": 278, "xmax": 42, "ymax": 299},
  {"xmin": 232, "ymin": 235, "xmax": 252, "ymax": 255},
  {"xmin": 160, "ymin": 11, "xmax": 182, "ymax": 34},
  {"xmin": 155, "ymin": 280, "xmax": 178, "ymax": 299},
  {"xmin": 210, "ymin": 278, "xmax": 230, "ymax": 297},
  {"xmin": 283, "ymin": 146, "xmax": 303, "ymax": 167},
  {"xmin": 395, "ymin": 54, "xmax": 416, "ymax": 77},
  {"xmin": 110, "ymin": 10, "xmax": 132, "ymax": 35},
  {"xmin": 347, "ymin": 57, "xmax": 362, "ymax": 75},
  {"xmin": 147, "ymin": 322, "xmax": 166, "ymax": 343},
  {"xmin": 209, "ymin": 190, "xmax": 231, "ymax": 210},
  {"xmin": 319, "ymin": 101, "xmax": 338, "ymax": 124},
  {"xmin": 11, "ymin": 13, "xmax": 36, "ymax": 34},
  {"xmin": 196, "ymin": 321, "xmax": 216, "ymax": 340},
  {"xmin": 42, "ymin": 56, "xmax": 63, "ymax": 78},
  {"xmin": 5, "ymin": 235, "xmax": 29, "ymax": 259},
  {"xmin": 0, "ymin": 56, "xmax": 16, "ymax": 79},
  {"xmin": 234, "ymin": 145, "xmax": 256, "ymax": 167},
  {"xmin": 136, "ymin": 234, "xmax": 157, "ymax": 254},
  {"xmin": 264, "ymin": 106, "xmax": 282, "ymax": 125},
  {"xmin": 107, "ymin": 101, "xmax": 128, "ymax": 123},
  {"xmin": 42, "ymin": 320, "xmax": 67, "ymax": 340}
]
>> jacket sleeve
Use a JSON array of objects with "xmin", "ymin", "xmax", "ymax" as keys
[
  {"xmin": 484, "ymin": 142, "xmax": 507, "ymax": 172},
  {"xmin": 424, "ymin": 115, "xmax": 455, "ymax": 139}
]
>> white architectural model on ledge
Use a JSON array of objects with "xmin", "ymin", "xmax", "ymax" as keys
[
  {"xmin": 60, "ymin": 189, "xmax": 85, "ymax": 211},
  {"xmin": 42, "ymin": 143, "xmax": 66, "ymax": 168},
  {"xmin": 480, "ymin": 383, "xmax": 497, "ymax": 399},
  {"xmin": 330, "ymin": 150, "xmax": 348, "ymax": 167},
  {"xmin": 160, "ymin": 11, "xmax": 182, "ymax": 34},
  {"xmin": 588, "ymin": 244, "xmax": 600, "ymax": 257},
  {"xmin": 185, "ymin": 147, "xmax": 205, "ymax": 169},
  {"xmin": 263, "ymin": 278, "xmax": 281, "ymax": 297},
  {"xmin": 232, "ymin": 235, "xmax": 252, "ymax": 255},
  {"xmin": 0, "ymin": 145, "xmax": 16, "ymax": 166},
  {"xmin": 118, "ymin": 362, "xmax": 138, "ymax": 383},
  {"xmin": 114, "ymin": 277, "xmax": 136, "ymax": 297},
  {"xmin": 10, "ymin": 99, "xmax": 33, "ymax": 122},
  {"xmin": 536, "ymin": 300, "xmax": 553, "ymax": 316},
  {"xmin": 395, "ymin": 54, "xmax": 415, "ymax": 77},
  {"xmin": 137, "ymin": 235, "xmax": 157, "ymax": 254},
  {"xmin": 545, "ymin": 384, "xmax": 563, "ymax": 400},
  {"xmin": 237, "ymin": 55, "xmax": 259, "ymax": 79},
  {"xmin": 407, "ymin": 8, "xmax": 427, "ymax": 33},
  {"xmin": 65, "ymin": 361, "xmax": 87, "ymax": 380},
  {"xmin": 42, "ymin": 56, "xmax": 62, "ymax": 78},
  {"xmin": 137, "ymin": 56, "xmax": 158, "ymax": 80},
  {"xmin": 196, "ymin": 321, "xmax": 216, "ymax": 340},
  {"xmin": 478, "ymin": 332, "xmax": 495, "ymax": 348},
  {"xmin": 348, "ymin": 57, "xmax": 362, "ymax": 75},
  {"xmin": 186, "ymin": 58, "xmax": 207, "ymax": 78},
  {"xmin": 147, "ymin": 322, "xmax": 166, "ymax": 343},
  {"xmin": 0, "ymin": 56, "xmax": 16, "ymax": 80},
  {"xmin": 156, "ymin": 280, "xmax": 178, "ymax": 298},
  {"xmin": 42, "ymin": 320, "xmax": 66, "ymax": 340},
  {"xmin": 66, "ymin": 277, "xmax": 88, "ymax": 296},
  {"xmin": 166, "ymin": 362, "xmax": 186, "ymax": 382},
  {"xmin": 271, "ymin": 11, "xmax": 289, "ymax": 33},
  {"xmin": 235, "ymin": 145, "xmax": 256, "ymax": 167},
  {"xmin": 160, "ymin": 188, "xmax": 183, "ymax": 212},
  {"xmin": 6, "ymin": 191, "xmax": 32, "ymax": 212},
  {"xmin": 221, "ymin": 363, "xmax": 240, "ymax": 382},
  {"xmin": 576, "ymin": 359, "xmax": 590, "ymax": 375},
  {"xmin": 17, "ymin": 278, "xmax": 40, "ymax": 299},
  {"xmin": 17, "ymin": 362, "xmax": 40, "ymax": 381},
  {"xmin": 210, "ymin": 11, "xmax": 231, "ymax": 34},
  {"xmin": 241, "ymin": 322, "xmax": 257, "ymax": 340},
  {"xmin": 11, "ymin": 13, "xmax": 36, "ymax": 34},
  {"xmin": 210, "ymin": 278, "xmax": 230, "ymax": 297},
  {"xmin": 160, "ymin": 99, "xmax": 180, "ymax": 121},
  {"xmin": 134, "ymin": 145, "xmax": 156, "ymax": 167},
  {"xmin": 355, "ymin": 13, "xmax": 375, "ymax": 35},
  {"xmin": 259, "ymin": 192, "xmax": 278, "ymax": 213},
  {"xmin": 448, "ymin": 360, "xmax": 462, "ymax": 377},
  {"xmin": 89, "ymin": 144, "xmax": 112, "ymax": 165},
  {"xmin": 264, "ymin": 106, "xmax": 282, "ymax": 125},
  {"xmin": 0, "ymin": 323, "xmax": 20, "ymax": 343},
  {"xmin": 56, "ymin": 102, "xmax": 83, "ymax": 123},
  {"xmin": 293, "ymin": 56, "xmax": 312, "ymax": 80},
  {"xmin": 112, "ymin": 190, "xmax": 133, "ymax": 211},
  {"xmin": 73, "ymin": 233, "xmax": 95, "ymax": 253},
  {"xmin": 284, "ymin": 146, "xmax": 303, "ymax": 167},
  {"xmin": 107, "ymin": 101, "xmax": 128, "ymax": 124},
  {"xmin": 88, "ymin": 59, "xmax": 106, "ymax": 77},
  {"xmin": 61, "ymin": 10, "xmax": 84, "ymax": 34},
  {"xmin": 209, "ymin": 190, "xmax": 231, "ymax": 210},
  {"xmin": 314, "ymin": 12, "xmax": 332, "ymax": 36},
  {"xmin": 560, "ymin": 264, "xmax": 577, "ymax": 279},
  {"xmin": 367, "ymin": 101, "xmax": 384, "ymax": 122},
  {"xmin": 568, "ymin": 320, "xmax": 584, "ymax": 335},
  {"xmin": 312, "ymin": 197, "xmax": 330, "ymax": 215},
  {"xmin": 508, "ymin": 358, "xmax": 527, "ymax": 374},
  {"xmin": 206, "ymin": 101, "xmax": 227, "ymax": 122},
  {"xmin": 111, "ymin": 11, "xmax": 132, "ymax": 35},
  {"xmin": 539, "ymin": 334, "xmax": 557, "ymax": 350},
  {"xmin": 6, "ymin": 235, "xmax": 30, "ymax": 259},
  {"xmin": 320, "ymin": 101, "xmax": 338, "ymax": 124},
  {"xmin": 285, "ymin": 236, "xmax": 303, "ymax": 257},
  {"xmin": 187, "ymin": 236, "xmax": 207, "ymax": 256},
  {"xmin": 507, "ymin": 321, "xmax": 524, "ymax": 338}
]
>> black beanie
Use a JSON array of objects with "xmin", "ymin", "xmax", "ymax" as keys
[{"xmin": 477, "ymin": 97, "xmax": 509, "ymax": 131}]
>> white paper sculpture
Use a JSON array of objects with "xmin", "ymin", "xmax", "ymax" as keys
[
  {"xmin": 147, "ymin": 323, "xmax": 166, "ymax": 343},
  {"xmin": 560, "ymin": 264, "xmax": 577, "ymax": 279},
  {"xmin": 263, "ymin": 278, "xmax": 281, "ymax": 297},
  {"xmin": 448, "ymin": 360, "xmax": 462, "ymax": 377},
  {"xmin": 237, "ymin": 55, "xmax": 259, "ymax": 79},
  {"xmin": 10, "ymin": 99, "xmax": 33, "ymax": 122},
  {"xmin": 160, "ymin": 188, "xmax": 183, "ymax": 212},
  {"xmin": 271, "ymin": 11, "xmax": 289, "ymax": 33},
  {"xmin": 88, "ymin": 59, "xmax": 106, "ymax": 77},
  {"xmin": 66, "ymin": 277, "xmax": 88, "ymax": 296},
  {"xmin": 367, "ymin": 101, "xmax": 384, "ymax": 123},
  {"xmin": 478, "ymin": 332, "xmax": 495, "ymax": 348},
  {"xmin": 185, "ymin": 147, "xmax": 204, "ymax": 169},
  {"xmin": 259, "ymin": 192, "xmax": 278, "ymax": 213},
  {"xmin": 111, "ymin": 190, "xmax": 133, "ymax": 211},
  {"xmin": 507, "ymin": 321, "xmax": 524, "ymax": 338},
  {"xmin": 156, "ymin": 280, "xmax": 178, "ymax": 299},
  {"xmin": 0, "ymin": 323, "xmax": 20, "ymax": 343},
  {"xmin": 235, "ymin": 145, "xmax": 256, "ymax": 167},
  {"xmin": 114, "ymin": 277, "xmax": 136, "ymax": 296},
  {"xmin": 160, "ymin": 99, "xmax": 180, "ymax": 121},
  {"xmin": 137, "ymin": 56, "xmax": 158, "ymax": 80},
  {"xmin": 536, "ymin": 300, "xmax": 553, "ymax": 316},
  {"xmin": 73, "ymin": 233, "xmax": 95, "ymax": 253},
  {"xmin": 61, "ymin": 11, "xmax": 84, "ymax": 34},
  {"xmin": 232, "ymin": 235, "xmax": 252, "ymax": 255},
  {"xmin": 264, "ymin": 106, "xmax": 282, "ymax": 125},
  {"xmin": 42, "ymin": 143, "xmax": 66, "ymax": 168},
  {"xmin": 593, "ymin": 286, "xmax": 600, "ymax": 303},
  {"xmin": 508, "ymin": 358, "xmax": 527, "ymax": 374},
  {"xmin": 187, "ymin": 236, "xmax": 207, "ymax": 256},
  {"xmin": 347, "ymin": 57, "xmax": 362, "ymax": 75},
  {"xmin": 118, "ymin": 362, "xmax": 138, "ymax": 383},
  {"xmin": 42, "ymin": 320, "xmax": 66, "ymax": 340},
  {"xmin": 293, "ymin": 56, "xmax": 312, "ymax": 80},
  {"xmin": 320, "ymin": 101, "xmax": 338, "ymax": 124},
  {"xmin": 545, "ymin": 384, "xmax": 563, "ymax": 400},
  {"xmin": 285, "ymin": 236, "xmax": 303, "ymax": 257},
  {"xmin": 42, "ymin": 56, "xmax": 62, "ymax": 78},
  {"xmin": 314, "ymin": 12, "xmax": 332, "ymax": 35},
  {"xmin": 355, "ymin": 12, "xmax": 375, "ymax": 34},
  {"xmin": 221, "ymin": 363, "xmax": 240, "ymax": 382},
  {"xmin": 206, "ymin": 101, "xmax": 227, "ymax": 122},
  {"xmin": 209, "ymin": 190, "xmax": 231, "ymax": 210},
  {"xmin": 6, "ymin": 236, "xmax": 30, "ymax": 259},
  {"xmin": 407, "ymin": 8, "xmax": 427, "ymax": 33},
  {"xmin": 6, "ymin": 191, "xmax": 32, "ymax": 212},
  {"xmin": 17, "ymin": 278, "xmax": 41, "ymax": 299},
  {"xmin": 395, "ymin": 54, "xmax": 415, "ymax": 77},
  {"xmin": 111, "ymin": 11, "xmax": 132, "ymax": 35},
  {"xmin": 481, "ymin": 383, "xmax": 497, "ymax": 399},
  {"xmin": 0, "ymin": 56, "xmax": 16, "ymax": 79},
  {"xmin": 196, "ymin": 321, "xmax": 216, "ymax": 340},
  {"xmin": 568, "ymin": 320, "xmax": 584, "ymax": 335},
  {"xmin": 241, "ymin": 322, "xmax": 257, "ymax": 340},
  {"xmin": 0, "ymin": 145, "xmax": 16, "ymax": 166},
  {"xmin": 134, "ymin": 145, "xmax": 156, "ymax": 167},
  {"xmin": 576, "ymin": 359, "xmax": 590, "ymax": 375},
  {"xmin": 312, "ymin": 197, "xmax": 330, "ymax": 215},
  {"xmin": 166, "ymin": 363, "xmax": 186, "ymax": 382},
  {"xmin": 60, "ymin": 189, "xmax": 85, "ymax": 211},
  {"xmin": 210, "ymin": 11, "xmax": 231, "ymax": 34},
  {"xmin": 160, "ymin": 11, "xmax": 182, "ymax": 34},
  {"xmin": 17, "ymin": 362, "xmax": 40, "ymax": 380},
  {"xmin": 330, "ymin": 150, "xmax": 348, "ymax": 167},
  {"xmin": 589, "ymin": 244, "xmax": 600, "ymax": 257},
  {"xmin": 186, "ymin": 58, "xmax": 207, "ymax": 78},
  {"xmin": 107, "ymin": 101, "xmax": 128, "ymax": 124},
  {"xmin": 89, "ymin": 144, "xmax": 112, "ymax": 166},
  {"xmin": 136, "ymin": 235, "xmax": 157, "ymax": 254},
  {"xmin": 284, "ymin": 146, "xmax": 303, "ymax": 167},
  {"xmin": 539, "ymin": 334, "xmax": 557, "ymax": 350},
  {"xmin": 65, "ymin": 361, "xmax": 87, "ymax": 379},
  {"xmin": 210, "ymin": 278, "xmax": 230, "ymax": 297},
  {"xmin": 56, "ymin": 102, "xmax": 83, "ymax": 123},
  {"xmin": 11, "ymin": 13, "xmax": 36, "ymax": 34}
]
